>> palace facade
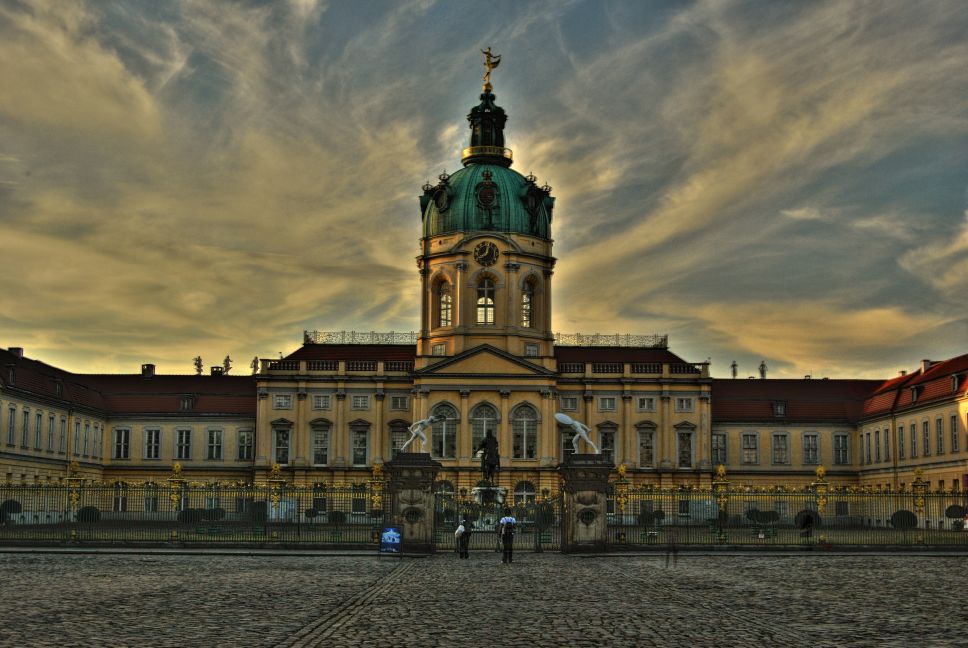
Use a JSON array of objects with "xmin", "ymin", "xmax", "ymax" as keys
[{"xmin": 2, "ymin": 75, "xmax": 966, "ymax": 498}]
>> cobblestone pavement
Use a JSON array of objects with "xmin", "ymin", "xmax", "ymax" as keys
[{"xmin": 0, "ymin": 551, "xmax": 964, "ymax": 647}]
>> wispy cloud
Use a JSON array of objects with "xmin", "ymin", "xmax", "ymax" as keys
[{"xmin": 0, "ymin": 0, "xmax": 965, "ymax": 377}]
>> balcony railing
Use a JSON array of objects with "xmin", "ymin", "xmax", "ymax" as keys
[
  {"xmin": 304, "ymin": 330, "xmax": 418, "ymax": 345},
  {"xmin": 461, "ymin": 145, "xmax": 513, "ymax": 163},
  {"xmin": 558, "ymin": 363, "xmax": 585, "ymax": 373},
  {"xmin": 554, "ymin": 333, "xmax": 668, "ymax": 348},
  {"xmin": 555, "ymin": 362, "xmax": 709, "ymax": 378},
  {"xmin": 260, "ymin": 359, "xmax": 415, "ymax": 375},
  {"xmin": 591, "ymin": 363, "xmax": 623, "ymax": 374},
  {"xmin": 266, "ymin": 360, "xmax": 299, "ymax": 371},
  {"xmin": 671, "ymin": 363, "xmax": 703, "ymax": 374}
]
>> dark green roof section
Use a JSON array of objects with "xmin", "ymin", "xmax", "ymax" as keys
[{"xmin": 420, "ymin": 163, "xmax": 554, "ymax": 239}]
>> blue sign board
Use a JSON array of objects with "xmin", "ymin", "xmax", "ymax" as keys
[{"xmin": 380, "ymin": 526, "xmax": 401, "ymax": 554}]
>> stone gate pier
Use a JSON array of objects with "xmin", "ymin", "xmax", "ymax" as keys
[
  {"xmin": 558, "ymin": 454, "xmax": 613, "ymax": 553},
  {"xmin": 383, "ymin": 452, "xmax": 442, "ymax": 554}
]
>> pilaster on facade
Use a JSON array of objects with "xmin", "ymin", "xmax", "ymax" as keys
[
  {"xmin": 458, "ymin": 389, "xmax": 471, "ymax": 461},
  {"xmin": 621, "ymin": 392, "xmax": 633, "ymax": 468},
  {"xmin": 373, "ymin": 392, "xmax": 386, "ymax": 464},
  {"xmin": 659, "ymin": 392, "xmax": 673, "ymax": 470},
  {"xmin": 332, "ymin": 391, "xmax": 347, "ymax": 467},
  {"xmin": 540, "ymin": 388, "xmax": 556, "ymax": 467},
  {"xmin": 499, "ymin": 390, "xmax": 511, "ymax": 460}
]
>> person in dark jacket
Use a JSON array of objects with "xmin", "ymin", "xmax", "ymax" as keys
[
  {"xmin": 457, "ymin": 516, "xmax": 473, "ymax": 559},
  {"xmin": 498, "ymin": 508, "xmax": 516, "ymax": 564}
]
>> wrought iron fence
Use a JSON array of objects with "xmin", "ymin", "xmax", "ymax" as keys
[
  {"xmin": 0, "ymin": 482, "xmax": 388, "ymax": 547},
  {"xmin": 434, "ymin": 492, "xmax": 562, "ymax": 553},
  {"xmin": 606, "ymin": 485, "xmax": 968, "ymax": 548}
]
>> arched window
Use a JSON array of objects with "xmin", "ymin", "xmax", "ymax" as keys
[
  {"xmin": 521, "ymin": 280, "xmax": 534, "ymax": 328},
  {"xmin": 513, "ymin": 481, "xmax": 536, "ymax": 505},
  {"xmin": 431, "ymin": 403, "xmax": 459, "ymax": 459},
  {"xmin": 511, "ymin": 404, "xmax": 539, "ymax": 460},
  {"xmin": 437, "ymin": 282, "xmax": 452, "ymax": 327},
  {"xmin": 471, "ymin": 403, "xmax": 499, "ymax": 451},
  {"xmin": 476, "ymin": 277, "xmax": 495, "ymax": 325}
]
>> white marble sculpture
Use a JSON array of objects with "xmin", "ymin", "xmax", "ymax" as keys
[
  {"xmin": 399, "ymin": 414, "xmax": 445, "ymax": 453},
  {"xmin": 554, "ymin": 412, "xmax": 600, "ymax": 454}
]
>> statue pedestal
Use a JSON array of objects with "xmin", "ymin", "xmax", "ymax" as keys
[
  {"xmin": 384, "ymin": 452, "xmax": 442, "ymax": 554},
  {"xmin": 471, "ymin": 484, "xmax": 506, "ymax": 506},
  {"xmin": 558, "ymin": 454, "xmax": 613, "ymax": 553}
]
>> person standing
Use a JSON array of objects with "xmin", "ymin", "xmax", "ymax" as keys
[
  {"xmin": 498, "ymin": 507, "xmax": 516, "ymax": 564},
  {"xmin": 456, "ymin": 516, "xmax": 473, "ymax": 559}
]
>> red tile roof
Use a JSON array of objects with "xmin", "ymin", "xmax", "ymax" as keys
[
  {"xmin": 712, "ymin": 378, "xmax": 883, "ymax": 424},
  {"xmin": 554, "ymin": 347, "xmax": 688, "ymax": 364},
  {"xmin": 285, "ymin": 344, "xmax": 416, "ymax": 361},
  {"xmin": 0, "ymin": 348, "xmax": 255, "ymax": 416},
  {"xmin": 864, "ymin": 353, "xmax": 968, "ymax": 417},
  {"xmin": 0, "ymin": 348, "xmax": 106, "ymax": 411},
  {"xmin": 83, "ymin": 375, "xmax": 256, "ymax": 416}
]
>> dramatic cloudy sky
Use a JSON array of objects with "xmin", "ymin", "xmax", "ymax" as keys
[{"xmin": 1, "ymin": 0, "xmax": 966, "ymax": 378}]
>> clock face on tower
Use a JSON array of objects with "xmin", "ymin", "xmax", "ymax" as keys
[{"xmin": 473, "ymin": 241, "xmax": 499, "ymax": 266}]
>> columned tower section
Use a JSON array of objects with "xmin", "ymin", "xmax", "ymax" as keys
[{"xmin": 416, "ymin": 71, "xmax": 556, "ymax": 369}]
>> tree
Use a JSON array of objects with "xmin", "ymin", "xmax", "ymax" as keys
[
  {"xmin": 193, "ymin": 356, "xmax": 203, "ymax": 375},
  {"xmin": 223, "ymin": 355, "xmax": 232, "ymax": 374}
]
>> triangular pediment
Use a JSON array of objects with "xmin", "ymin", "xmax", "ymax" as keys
[{"xmin": 416, "ymin": 344, "xmax": 555, "ymax": 377}]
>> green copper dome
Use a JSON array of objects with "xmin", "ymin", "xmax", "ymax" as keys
[
  {"xmin": 420, "ymin": 164, "xmax": 554, "ymax": 239},
  {"xmin": 420, "ymin": 90, "xmax": 554, "ymax": 239}
]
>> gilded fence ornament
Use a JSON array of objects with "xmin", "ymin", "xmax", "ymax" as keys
[
  {"xmin": 370, "ymin": 463, "xmax": 384, "ymax": 511},
  {"xmin": 811, "ymin": 465, "xmax": 829, "ymax": 516},
  {"xmin": 613, "ymin": 465, "xmax": 629, "ymax": 514},
  {"xmin": 911, "ymin": 468, "xmax": 927, "ymax": 543},
  {"xmin": 267, "ymin": 463, "xmax": 287, "ymax": 507},
  {"xmin": 711, "ymin": 464, "xmax": 730, "ymax": 511},
  {"xmin": 912, "ymin": 468, "xmax": 926, "ymax": 513},
  {"xmin": 167, "ymin": 462, "xmax": 186, "ymax": 506},
  {"xmin": 65, "ymin": 460, "xmax": 85, "ymax": 512}
]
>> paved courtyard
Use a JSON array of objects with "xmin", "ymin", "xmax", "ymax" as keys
[{"xmin": 0, "ymin": 550, "xmax": 963, "ymax": 647}]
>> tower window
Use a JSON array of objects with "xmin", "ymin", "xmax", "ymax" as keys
[
  {"xmin": 438, "ymin": 283, "xmax": 452, "ymax": 327},
  {"xmin": 476, "ymin": 277, "xmax": 495, "ymax": 325},
  {"xmin": 521, "ymin": 281, "xmax": 534, "ymax": 328}
]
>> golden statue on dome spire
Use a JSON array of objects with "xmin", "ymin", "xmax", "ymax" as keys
[{"xmin": 481, "ymin": 47, "xmax": 501, "ymax": 91}]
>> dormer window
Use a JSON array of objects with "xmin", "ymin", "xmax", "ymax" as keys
[
  {"xmin": 180, "ymin": 395, "xmax": 195, "ymax": 411},
  {"xmin": 773, "ymin": 401, "xmax": 786, "ymax": 417},
  {"xmin": 911, "ymin": 386, "xmax": 922, "ymax": 402},
  {"xmin": 954, "ymin": 374, "xmax": 964, "ymax": 393}
]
